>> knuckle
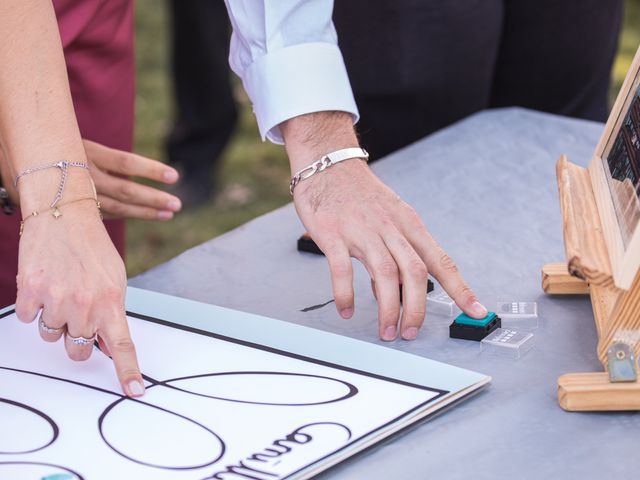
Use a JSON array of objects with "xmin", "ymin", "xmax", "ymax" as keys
[
  {"xmin": 438, "ymin": 250, "xmax": 458, "ymax": 273},
  {"xmin": 408, "ymin": 258, "xmax": 428, "ymax": 279},
  {"xmin": 333, "ymin": 290, "xmax": 353, "ymax": 305},
  {"xmin": 117, "ymin": 152, "xmax": 132, "ymax": 172},
  {"xmin": 376, "ymin": 260, "xmax": 399, "ymax": 278},
  {"xmin": 15, "ymin": 304, "xmax": 35, "ymax": 323},
  {"xmin": 109, "ymin": 200, "xmax": 127, "ymax": 217},
  {"xmin": 403, "ymin": 206, "xmax": 426, "ymax": 233},
  {"xmin": 71, "ymin": 291, "xmax": 93, "ymax": 310},
  {"xmin": 330, "ymin": 259, "xmax": 351, "ymax": 278},
  {"xmin": 100, "ymin": 286, "xmax": 124, "ymax": 304},
  {"xmin": 144, "ymin": 208, "xmax": 158, "ymax": 220},
  {"xmin": 406, "ymin": 309, "xmax": 426, "ymax": 324},
  {"xmin": 378, "ymin": 299, "xmax": 400, "ymax": 319},
  {"xmin": 454, "ymin": 283, "xmax": 475, "ymax": 300},
  {"xmin": 20, "ymin": 274, "xmax": 41, "ymax": 292},
  {"xmin": 111, "ymin": 338, "xmax": 136, "ymax": 354},
  {"xmin": 406, "ymin": 206, "xmax": 423, "ymax": 226},
  {"xmin": 118, "ymin": 183, "xmax": 135, "ymax": 202},
  {"xmin": 47, "ymin": 284, "xmax": 66, "ymax": 303},
  {"xmin": 379, "ymin": 215, "xmax": 394, "ymax": 228},
  {"xmin": 117, "ymin": 368, "xmax": 141, "ymax": 381}
]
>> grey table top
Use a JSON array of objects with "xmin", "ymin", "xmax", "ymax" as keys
[{"xmin": 131, "ymin": 108, "xmax": 640, "ymax": 479}]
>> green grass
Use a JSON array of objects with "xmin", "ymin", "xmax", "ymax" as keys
[
  {"xmin": 129, "ymin": 1, "xmax": 289, "ymax": 276},
  {"xmin": 612, "ymin": 0, "xmax": 640, "ymax": 98},
  {"xmin": 128, "ymin": 0, "xmax": 640, "ymax": 277}
]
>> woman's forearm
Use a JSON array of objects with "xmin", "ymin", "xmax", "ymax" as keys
[
  {"xmin": 0, "ymin": 0, "xmax": 145, "ymax": 397},
  {"xmin": 0, "ymin": 0, "xmax": 93, "ymax": 211}
]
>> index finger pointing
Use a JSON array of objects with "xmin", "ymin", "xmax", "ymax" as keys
[
  {"xmin": 406, "ymin": 228, "xmax": 487, "ymax": 319},
  {"xmin": 99, "ymin": 312, "xmax": 145, "ymax": 397}
]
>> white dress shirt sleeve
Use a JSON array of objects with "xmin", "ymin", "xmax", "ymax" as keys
[{"xmin": 224, "ymin": 0, "xmax": 359, "ymax": 144}]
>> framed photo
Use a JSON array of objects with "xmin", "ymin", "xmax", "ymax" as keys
[{"xmin": 590, "ymin": 46, "xmax": 640, "ymax": 289}]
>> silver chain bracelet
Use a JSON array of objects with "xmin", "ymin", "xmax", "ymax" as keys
[
  {"xmin": 289, "ymin": 147, "xmax": 369, "ymax": 195},
  {"xmin": 14, "ymin": 160, "xmax": 89, "ymax": 208}
]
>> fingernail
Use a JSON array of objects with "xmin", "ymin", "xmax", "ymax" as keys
[
  {"xmin": 340, "ymin": 308, "xmax": 354, "ymax": 319},
  {"xmin": 128, "ymin": 380, "xmax": 145, "ymax": 397},
  {"xmin": 157, "ymin": 210, "xmax": 173, "ymax": 220},
  {"xmin": 164, "ymin": 169, "xmax": 179, "ymax": 183},
  {"xmin": 402, "ymin": 327, "xmax": 419, "ymax": 340},
  {"xmin": 382, "ymin": 325, "xmax": 397, "ymax": 341},
  {"xmin": 470, "ymin": 301, "xmax": 488, "ymax": 318},
  {"xmin": 167, "ymin": 198, "xmax": 181, "ymax": 211}
]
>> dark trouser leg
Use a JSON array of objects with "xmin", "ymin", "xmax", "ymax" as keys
[
  {"xmin": 334, "ymin": 0, "xmax": 503, "ymax": 159},
  {"xmin": 167, "ymin": 0, "xmax": 237, "ymax": 201},
  {"xmin": 489, "ymin": 0, "xmax": 623, "ymax": 122}
]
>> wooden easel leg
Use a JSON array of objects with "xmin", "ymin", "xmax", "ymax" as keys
[
  {"xmin": 542, "ymin": 262, "xmax": 590, "ymax": 295},
  {"xmin": 558, "ymin": 373, "xmax": 640, "ymax": 411},
  {"xmin": 543, "ymin": 264, "xmax": 640, "ymax": 411}
]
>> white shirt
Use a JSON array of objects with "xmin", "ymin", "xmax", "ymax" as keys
[{"xmin": 224, "ymin": 0, "xmax": 359, "ymax": 144}]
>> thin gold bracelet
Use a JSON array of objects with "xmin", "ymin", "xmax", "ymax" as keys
[{"xmin": 19, "ymin": 197, "xmax": 102, "ymax": 236}]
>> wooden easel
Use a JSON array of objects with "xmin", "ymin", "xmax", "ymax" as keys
[{"xmin": 542, "ymin": 46, "xmax": 640, "ymax": 411}]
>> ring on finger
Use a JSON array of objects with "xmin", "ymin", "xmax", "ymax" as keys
[
  {"xmin": 39, "ymin": 316, "xmax": 64, "ymax": 335},
  {"xmin": 67, "ymin": 332, "xmax": 97, "ymax": 346}
]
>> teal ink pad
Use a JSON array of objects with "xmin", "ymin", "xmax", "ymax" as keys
[{"xmin": 449, "ymin": 311, "xmax": 501, "ymax": 341}]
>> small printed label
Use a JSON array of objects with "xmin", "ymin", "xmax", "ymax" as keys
[{"xmin": 497, "ymin": 301, "xmax": 537, "ymax": 318}]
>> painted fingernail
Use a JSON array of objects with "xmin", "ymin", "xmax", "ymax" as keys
[
  {"xmin": 157, "ymin": 210, "xmax": 173, "ymax": 220},
  {"xmin": 402, "ymin": 327, "xmax": 419, "ymax": 340},
  {"xmin": 382, "ymin": 325, "xmax": 397, "ymax": 341},
  {"xmin": 164, "ymin": 169, "xmax": 179, "ymax": 183},
  {"xmin": 167, "ymin": 198, "xmax": 181, "ymax": 211},
  {"xmin": 340, "ymin": 308, "xmax": 354, "ymax": 319},
  {"xmin": 470, "ymin": 301, "xmax": 488, "ymax": 318},
  {"xmin": 128, "ymin": 380, "xmax": 145, "ymax": 397}
]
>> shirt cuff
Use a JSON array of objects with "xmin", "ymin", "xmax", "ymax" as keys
[{"xmin": 242, "ymin": 42, "xmax": 359, "ymax": 144}]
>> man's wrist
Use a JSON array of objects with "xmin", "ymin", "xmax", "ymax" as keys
[{"xmin": 280, "ymin": 111, "xmax": 360, "ymax": 173}]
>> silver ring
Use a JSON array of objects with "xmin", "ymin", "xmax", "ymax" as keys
[
  {"xmin": 39, "ymin": 317, "xmax": 64, "ymax": 335},
  {"xmin": 67, "ymin": 333, "xmax": 97, "ymax": 346}
]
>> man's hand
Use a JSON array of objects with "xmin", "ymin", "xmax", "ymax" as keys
[{"xmin": 281, "ymin": 112, "xmax": 487, "ymax": 341}]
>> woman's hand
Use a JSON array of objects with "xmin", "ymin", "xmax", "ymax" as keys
[
  {"xmin": 0, "ymin": 0, "xmax": 146, "ymax": 398},
  {"xmin": 0, "ymin": 140, "xmax": 183, "ymax": 220},
  {"xmin": 15, "ymin": 196, "xmax": 145, "ymax": 397},
  {"xmin": 84, "ymin": 139, "xmax": 182, "ymax": 220}
]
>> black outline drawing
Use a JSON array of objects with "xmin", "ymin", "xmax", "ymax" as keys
[
  {"xmin": 0, "ymin": 398, "xmax": 58, "ymax": 454},
  {"xmin": 0, "ymin": 308, "xmax": 450, "ymax": 478},
  {"xmin": 161, "ymin": 371, "xmax": 358, "ymax": 406},
  {"xmin": 98, "ymin": 394, "xmax": 225, "ymax": 471}
]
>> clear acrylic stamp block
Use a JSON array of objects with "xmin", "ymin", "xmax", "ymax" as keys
[
  {"xmin": 480, "ymin": 328, "xmax": 535, "ymax": 359},
  {"xmin": 496, "ymin": 301, "xmax": 538, "ymax": 329},
  {"xmin": 427, "ymin": 290, "xmax": 457, "ymax": 317}
]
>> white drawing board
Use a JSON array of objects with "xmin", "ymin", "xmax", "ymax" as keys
[{"xmin": 0, "ymin": 288, "xmax": 489, "ymax": 479}]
